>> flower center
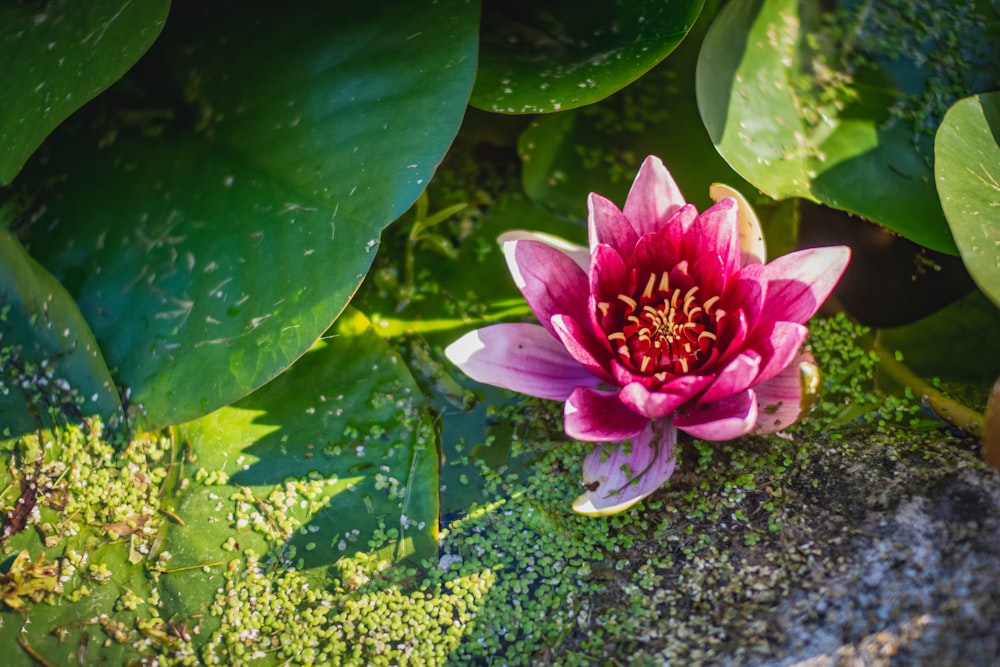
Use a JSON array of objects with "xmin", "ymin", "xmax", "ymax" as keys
[{"xmin": 600, "ymin": 271, "xmax": 719, "ymax": 376}]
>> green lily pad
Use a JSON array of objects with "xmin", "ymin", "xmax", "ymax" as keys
[
  {"xmin": 0, "ymin": 229, "xmax": 123, "ymax": 439},
  {"xmin": 161, "ymin": 309, "xmax": 439, "ymax": 625},
  {"xmin": 20, "ymin": 0, "xmax": 478, "ymax": 429},
  {"xmin": 0, "ymin": 0, "xmax": 169, "ymax": 184},
  {"xmin": 472, "ymin": 0, "xmax": 703, "ymax": 113},
  {"xmin": 696, "ymin": 0, "xmax": 961, "ymax": 254},
  {"xmin": 935, "ymin": 92, "xmax": 1000, "ymax": 309}
]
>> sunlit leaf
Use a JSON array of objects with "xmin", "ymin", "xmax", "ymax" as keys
[
  {"xmin": 19, "ymin": 0, "xmax": 478, "ymax": 428},
  {"xmin": 160, "ymin": 309, "xmax": 439, "ymax": 624},
  {"xmin": 472, "ymin": 0, "xmax": 703, "ymax": 113},
  {"xmin": 696, "ymin": 0, "xmax": 965, "ymax": 254},
  {"xmin": 935, "ymin": 92, "xmax": 1000, "ymax": 309},
  {"xmin": 0, "ymin": 428, "xmax": 172, "ymax": 665},
  {"xmin": 0, "ymin": 534, "xmax": 157, "ymax": 665},
  {"xmin": 0, "ymin": 0, "xmax": 169, "ymax": 184}
]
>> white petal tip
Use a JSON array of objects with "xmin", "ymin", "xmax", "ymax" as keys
[
  {"xmin": 443, "ymin": 331, "xmax": 484, "ymax": 367},
  {"xmin": 572, "ymin": 491, "xmax": 646, "ymax": 517},
  {"xmin": 498, "ymin": 229, "xmax": 590, "ymax": 272}
]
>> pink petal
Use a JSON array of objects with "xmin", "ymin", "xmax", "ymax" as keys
[
  {"xmin": 750, "ymin": 321, "xmax": 808, "ymax": 386},
  {"xmin": 564, "ymin": 387, "xmax": 647, "ymax": 442},
  {"xmin": 588, "ymin": 193, "xmax": 638, "ymax": 256},
  {"xmin": 634, "ymin": 204, "xmax": 698, "ymax": 270},
  {"xmin": 688, "ymin": 252, "xmax": 727, "ymax": 304},
  {"xmin": 502, "ymin": 238, "xmax": 591, "ymax": 338},
  {"xmin": 674, "ymin": 390, "xmax": 758, "ymax": 440},
  {"xmin": 699, "ymin": 351, "xmax": 762, "ymax": 404},
  {"xmin": 721, "ymin": 267, "xmax": 765, "ymax": 333},
  {"xmin": 759, "ymin": 246, "xmax": 851, "ymax": 324},
  {"xmin": 632, "ymin": 223, "xmax": 674, "ymax": 274},
  {"xmin": 551, "ymin": 314, "xmax": 615, "ymax": 384},
  {"xmin": 573, "ymin": 419, "xmax": 677, "ymax": 516},
  {"xmin": 623, "ymin": 156, "xmax": 686, "ymax": 237},
  {"xmin": 682, "ymin": 198, "xmax": 741, "ymax": 276},
  {"xmin": 754, "ymin": 351, "xmax": 820, "ymax": 434},
  {"xmin": 710, "ymin": 308, "xmax": 750, "ymax": 367},
  {"xmin": 618, "ymin": 375, "xmax": 714, "ymax": 419},
  {"xmin": 445, "ymin": 324, "xmax": 600, "ymax": 400},
  {"xmin": 589, "ymin": 243, "xmax": 629, "ymax": 306},
  {"xmin": 611, "ymin": 358, "xmax": 642, "ymax": 388},
  {"xmin": 497, "ymin": 230, "xmax": 590, "ymax": 271}
]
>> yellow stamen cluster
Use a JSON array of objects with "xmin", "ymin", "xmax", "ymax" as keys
[{"xmin": 599, "ymin": 271, "xmax": 719, "ymax": 377}]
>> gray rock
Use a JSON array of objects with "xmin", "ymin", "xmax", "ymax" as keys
[{"xmin": 599, "ymin": 432, "xmax": 1000, "ymax": 667}]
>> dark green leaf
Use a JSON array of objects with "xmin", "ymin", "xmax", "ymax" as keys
[
  {"xmin": 0, "ymin": 0, "xmax": 169, "ymax": 184},
  {"xmin": 519, "ymin": 2, "xmax": 754, "ymax": 222},
  {"xmin": 22, "ymin": 0, "xmax": 479, "ymax": 428},
  {"xmin": 472, "ymin": 0, "xmax": 704, "ymax": 113},
  {"xmin": 877, "ymin": 289, "xmax": 1000, "ymax": 389},
  {"xmin": 935, "ymin": 92, "xmax": 1000, "ymax": 309},
  {"xmin": 0, "ymin": 229, "xmax": 123, "ymax": 439}
]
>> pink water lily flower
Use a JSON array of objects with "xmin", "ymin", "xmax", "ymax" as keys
[{"xmin": 446, "ymin": 156, "xmax": 850, "ymax": 515}]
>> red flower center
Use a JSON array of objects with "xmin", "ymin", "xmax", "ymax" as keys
[{"xmin": 599, "ymin": 270, "xmax": 719, "ymax": 377}]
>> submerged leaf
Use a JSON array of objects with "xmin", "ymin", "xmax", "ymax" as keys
[{"xmin": 163, "ymin": 309, "xmax": 439, "ymax": 622}]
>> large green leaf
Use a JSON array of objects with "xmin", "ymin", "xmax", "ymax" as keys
[
  {"xmin": 472, "ymin": 0, "xmax": 704, "ymax": 113},
  {"xmin": 161, "ymin": 309, "xmax": 439, "ymax": 625},
  {"xmin": 935, "ymin": 92, "xmax": 1000, "ymax": 309},
  {"xmin": 20, "ymin": 0, "xmax": 479, "ymax": 429},
  {"xmin": 696, "ymin": 0, "xmax": 960, "ymax": 254},
  {"xmin": 0, "ymin": 0, "xmax": 169, "ymax": 184},
  {"xmin": 0, "ymin": 229, "xmax": 122, "ymax": 439}
]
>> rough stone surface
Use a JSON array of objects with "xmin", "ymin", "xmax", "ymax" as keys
[
  {"xmin": 605, "ymin": 431, "xmax": 1000, "ymax": 667},
  {"xmin": 769, "ymin": 467, "xmax": 1000, "ymax": 667}
]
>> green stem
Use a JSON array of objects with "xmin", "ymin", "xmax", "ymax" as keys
[{"xmin": 873, "ymin": 341, "xmax": 985, "ymax": 437}]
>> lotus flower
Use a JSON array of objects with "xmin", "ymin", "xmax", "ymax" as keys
[{"xmin": 446, "ymin": 156, "xmax": 850, "ymax": 515}]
